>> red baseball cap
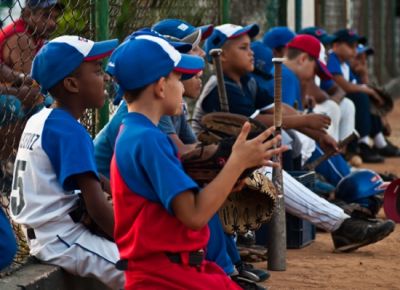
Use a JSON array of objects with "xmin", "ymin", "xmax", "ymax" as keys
[
  {"xmin": 383, "ymin": 179, "xmax": 400, "ymax": 223},
  {"xmin": 287, "ymin": 34, "xmax": 332, "ymax": 80}
]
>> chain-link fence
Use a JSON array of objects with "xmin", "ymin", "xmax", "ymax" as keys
[{"xmin": 0, "ymin": 0, "xmax": 224, "ymax": 276}]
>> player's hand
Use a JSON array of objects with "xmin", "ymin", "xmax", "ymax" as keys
[
  {"xmin": 318, "ymin": 133, "xmax": 339, "ymax": 153},
  {"xmin": 231, "ymin": 122, "xmax": 288, "ymax": 170},
  {"xmin": 364, "ymin": 86, "xmax": 384, "ymax": 106},
  {"xmin": 304, "ymin": 113, "xmax": 331, "ymax": 130}
]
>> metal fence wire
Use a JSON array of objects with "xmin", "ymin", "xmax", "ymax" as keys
[{"xmin": 0, "ymin": 0, "xmax": 221, "ymax": 276}]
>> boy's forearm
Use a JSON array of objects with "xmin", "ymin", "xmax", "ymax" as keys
[{"xmin": 76, "ymin": 173, "xmax": 115, "ymax": 237}]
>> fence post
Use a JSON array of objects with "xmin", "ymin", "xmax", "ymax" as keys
[
  {"xmin": 95, "ymin": 0, "xmax": 110, "ymax": 134},
  {"xmin": 221, "ymin": 0, "xmax": 230, "ymax": 24},
  {"xmin": 295, "ymin": 0, "xmax": 302, "ymax": 32}
]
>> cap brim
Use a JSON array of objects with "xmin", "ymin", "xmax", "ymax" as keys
[
  {"xmin": 181, "ymin": 30, "xmax": 202, "ymax": 47},
  {"xmin": 316, "ymin": 60, "xmax": 332, "ymax": 80},
  {"xmin": 320, "ymin": 34, "xmax": 335, "ymax": 45},
  {"xmin": 85, "ymin": 39, "xmax": 119, "ymax": 61},
  {"xmin": 174, "ymin": 54, "xmax": 205, "ymax": 80},
  {"xmin": 199, "ymin": 24, "xmax": 214, "ymax": 40},
  {"xmin": 169, "ymin": 41, "xmax": 192, "ymax": 53},
  {"xmin": 357, "ymin": 46, "xmax": 374, "ymax": 55},
  {"xmin": 230, "ymin": 23, "xmax": 260, "ymax": 39},
  {"xmin": 383, "ymin": 179, "xmax": 400, "ymax": 222}
]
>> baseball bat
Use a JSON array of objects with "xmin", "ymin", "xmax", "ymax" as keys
[
  {"xmin": 267, "ymin": 57, "xmax": 287, "ymax": 271},
  {"xmin": 209, "ymin": 49, "xmax": 229, "ymax": 112},
  {"xmin": 302, "ymin": 131, "xmax": 360, "ymax": 171}
]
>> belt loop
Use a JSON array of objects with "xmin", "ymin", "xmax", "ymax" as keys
[{"xmin": 180, "ymin": 252, "xmax": 190, "ymax": 266}]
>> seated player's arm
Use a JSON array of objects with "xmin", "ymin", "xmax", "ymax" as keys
[
  {"xmin": 168, "ymin": 134, "xmax": 197, "ymax": 156},
  {"xmin": 256, "ymin": 108, "xmax": 330, "ymax": 132},
  {"xmin": 307, "ymin": 81, "xmax": 329, "ymax": 104},
  {"xmin": 99, "ymin": 173, "xmax": 111, "ymax": 194},
  {"xmin": 326, "ymin": 83, "xmax": 345, "ymax": 103},
  {"xmin": 172, "ymin": 125, "xmax": 286, "ymax": 230},
  {"xmin": 334, "ymin": 75, "xmax": 382, "ymax": 104},
  {"xmin": 75, "ymin": 172, "xmax": 114, "ymax": 237}
]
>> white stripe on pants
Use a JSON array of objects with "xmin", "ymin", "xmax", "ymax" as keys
[{"xmin": 259, "ymin": 167, "xmax": 350, "ymax": 232}]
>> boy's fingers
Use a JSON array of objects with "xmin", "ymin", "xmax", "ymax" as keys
[
  {"xmin": 236, "ymin": 122, "xmax": 251, "ymax": 143},
  {"xmin": 261, "ymin": 133, "xmax": 281, "ymax": 150},
  {"xmin": 255, "ymin": 126, "xmax": 275, "ymax": 143}
]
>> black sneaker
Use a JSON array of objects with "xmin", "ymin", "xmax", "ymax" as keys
[
  {"xmin": 375, "ymin": 142, "xmax": 400, "ymax": 157},
  {"xmin": 331, "ymin": 218, "xmax": 395, "ymax": 253},
  {"xmin": 237, "ymin": 231, "xmax": 256, "ymax": 247},
  {"xmin": 358, "ymin": 143, "xmax": 384, "ymax": 163},
  {"xmin": 231, "ymin": 275, "xmax": 267, "ymax": 290},
  {"xmin": 236, "ymin": 262, "xmax": 270, "ymax": 282}
]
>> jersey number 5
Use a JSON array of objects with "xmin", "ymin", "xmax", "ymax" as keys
[{"xmin": 11, "ymin": 160, "xmax": 27, "ymax": 216}]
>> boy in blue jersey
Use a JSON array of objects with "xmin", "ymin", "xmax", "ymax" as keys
[
  {"xmin": 328, "ymin": 28, "xmax": 400, "ymax": 162},
  {"xmin": 9, "ymin": 36, "xmax": 124, "ymax": 289},
  {"xmin": 109, "ymin": 31, "xmax": 283, "ymax": 289}
]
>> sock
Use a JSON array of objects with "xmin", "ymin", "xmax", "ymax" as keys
[
  {"xmin": 374, "ymin": 132, "xmax": 387, "ymax": 149},
  {"xmin": 358, "ymin": 136, "xmax": 370, "ymax": 146}
]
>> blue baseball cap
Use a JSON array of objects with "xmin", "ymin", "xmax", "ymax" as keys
[
  {"xmin": 204, "ymin": 23, "xmax": 259, "ymax": 63},
  {"xmin": 31, "ymin": 35, "xmax": 118, "ymax": 93},
  {"xmin": 298, "ymin": 26, "xmax": 335, "ymax": 45},
  {"xmin": 332, "ymin": 28, "xmax": 360, "ymax": 44},
  {"xmin": 357, "ymin": 44, "xmax": 374, "ymax": 56},
  {"xmin": 26, "ymin": 0, "xmax": 64, "ymax": 10},
  {"xmin": 152, "ymin": 19, "xmax": 213, "ymax": 47},
  {"xmin": 251, "ymin": 41, "xmax": 273, "ymax": 76},
  {"xmin": 262, "ymin": 26, "xmax": 296, "ymax": 49},
  {"xmin": 108, "ymin": 34, "xmax": 205, "ymax": 91}
]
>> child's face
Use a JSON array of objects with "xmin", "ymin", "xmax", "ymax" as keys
[
  {"xmin": 333, "ymin": 42, "xmax": 357, "ymax": 61},
  {"xmin": 76, "ymin": 60, "xmax": 106, "ymax": 108},
  {"xmin": 182, "ymin": 44, "xmax": 205, "ymax": 99},
  {"xmin": 164, "ymin": 71, "xmax": 185, "ymax": 115},
  {"xmin": 350, "ymin": 53, "xmax": 367, "ymax": 73},
  {"xmin": 297, "ymin": 53, "xmax": 317, "ymax": 81},
  {"xmin": 27, "ymin": 7, "xmax": 60, "ymax": 38},
  {"xmin": 222, "ymin": 34, "xmax": 254, "ymax": 74}
]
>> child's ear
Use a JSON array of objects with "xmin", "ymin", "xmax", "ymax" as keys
[
  {"xmin": 154, "ymin": 77, "xmax": 166, "ymax": 99},
  {"xmin": 63, "ymin": 76, "xmax": 80, "ymax": 93}
]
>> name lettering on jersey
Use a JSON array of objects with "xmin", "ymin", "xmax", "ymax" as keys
[{"xmin": 19, "ymin": 133, "xmax": 40, "ymax": 151}]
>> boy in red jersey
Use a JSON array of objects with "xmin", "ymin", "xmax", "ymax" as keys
[{"xmin": 109, "ymin": 32, "xmax": 285, "ymax": 289}]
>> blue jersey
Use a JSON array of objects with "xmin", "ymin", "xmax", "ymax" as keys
[
  {"xmin": 192, "ymin": 74, "xmax": 273, "ymax": 135},
  {"xmin": 264, "ymin": 64, "xmax": 303, "ymax": 110},
  {"xmin": 114, "ymin": 112, "xmax": 199, "ymax": 212}
]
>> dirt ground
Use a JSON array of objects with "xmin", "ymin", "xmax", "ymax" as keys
[{"xmin": 257, "ymin": 99, "xmax": 400, "ymax": 290}]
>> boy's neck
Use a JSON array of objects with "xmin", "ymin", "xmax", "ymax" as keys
[
  {"xmin": 284, "ymin": 59, "xmax": 299, "ymax": 77},
  {"xmin": 332, "ymin": 49, "xmax": 346, "ymax": 63},
  {"xmin": 126, "ymin": 98, "xmax": 163, "ymax": 125},
  {"xmin": 53, "ymin": 99, "xmax": 85, "ymax": 120},
  {"xmin": 223, "ymin": 69, "xmax": 242, "ymax": 84}
]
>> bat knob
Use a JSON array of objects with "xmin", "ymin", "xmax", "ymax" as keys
[{"xmin": 209, "ymin": 48, "xmax": 223, "ymax": 57}]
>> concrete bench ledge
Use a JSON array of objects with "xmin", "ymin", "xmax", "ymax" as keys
[{"xmin": 0, "ymin": 260, "xmax": 110, "ymax": 290}]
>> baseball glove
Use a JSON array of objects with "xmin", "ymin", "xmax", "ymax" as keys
[
  {"xmin": 196, "ymin": 112, "xmax": 268, "ymax": 145},
  {"xmin": 181, "ymin": 138, "xmax": 255, "ymax": 186},
  {"xmin": 369, "ymin": 85, "xmax": 394, "ymax": 116},
  {"xmin": 219, "ymin": 171, "xmax": 277, "ymax": 235}
]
